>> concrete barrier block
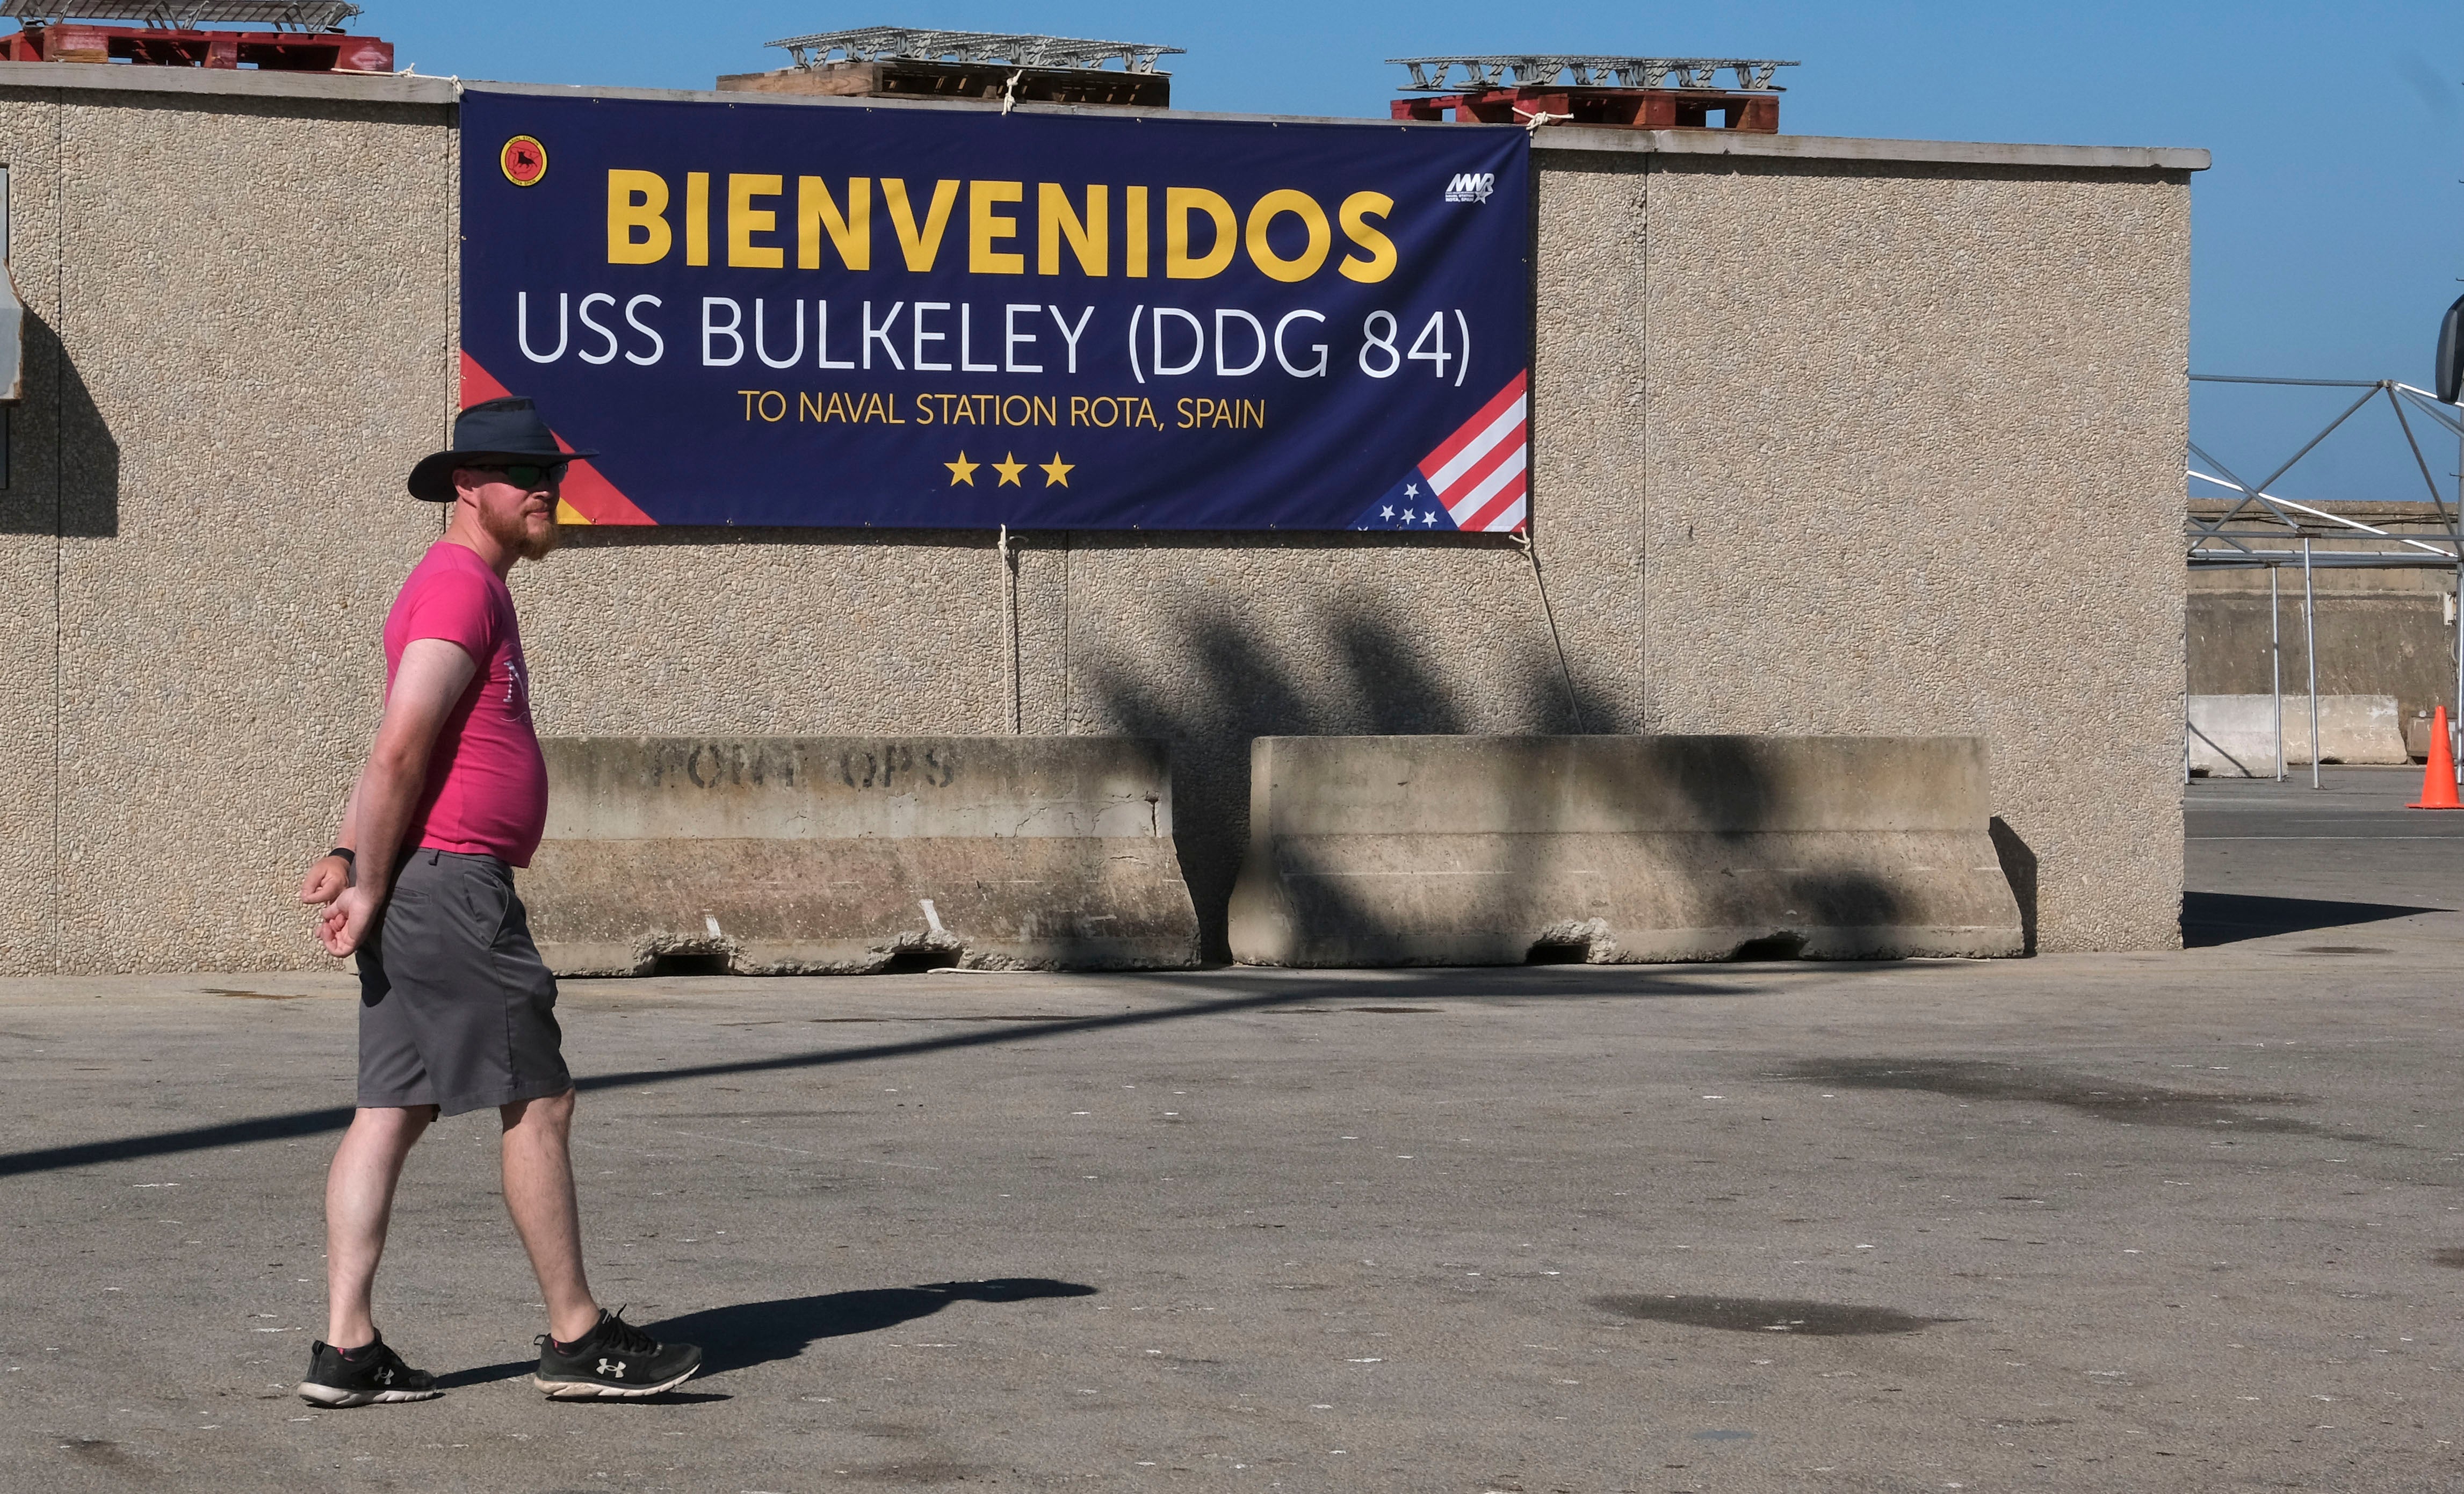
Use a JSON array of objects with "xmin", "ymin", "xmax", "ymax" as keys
[
  {"xmin": 1226, "ymin": 735, "xmax": 2024, "ymax": 967},
  {"xmin": 526, "ymin": 737, "xmax": 1201, "ymax": 975},
  {"xmin": 2401, "ymin": 710, "xmax": 2456, "ymax": 762},
  {"xmin": 2186, "ymin": 694, "xmax": 2409, "ymax": 776}
]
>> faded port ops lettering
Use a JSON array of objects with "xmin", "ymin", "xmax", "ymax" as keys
[
  {"xmin": 459, "ymin": 88, "xmax": 1530, "ymax": 532},
  {"xmin": 637, "ymin": 740, "xmax": 960, "ymax": 791}
]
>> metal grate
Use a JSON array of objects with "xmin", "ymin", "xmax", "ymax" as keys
[
  {"xmin": 767, "ymin": 25, "xmax": 1183, "ymax": 75},
  {"xmin": 1388, "ymin": 55, "xmax": 1796, "ymax": 92},
  {"xmin": 0, "ymin": 1, "xmax": 363, "ymax": 28}
]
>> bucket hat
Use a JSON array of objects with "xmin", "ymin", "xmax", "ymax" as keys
[{"xmin": 407, "ymin": 396, "xmax": 598, "ymax": 502}]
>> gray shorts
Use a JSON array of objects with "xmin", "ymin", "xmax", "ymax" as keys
[{"xmin": 355, "ymin": 848, "xmax": 572, "ymax": 1117}]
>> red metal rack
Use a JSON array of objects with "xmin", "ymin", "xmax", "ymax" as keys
[
  {"xmin": 0, "ymin": 20, "xmax": 390, "ymax": 70},
  {"xmin": 1392, "ymin": 86, "xmax": 1778, "ymax": 132}
]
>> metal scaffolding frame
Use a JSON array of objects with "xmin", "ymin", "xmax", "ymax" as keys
[
  {"xmin": 2186, "ymin": 373, "xmax": 2464, "ymax": 787},
  {"xmin": 1386, "ymin": 55, "xmax": 1795, "ymax": 93},
  {"xmin": 765, "ymin": 26, "xmax": 1183, "ymax": 75},
  {"xmin": 0, "ymin": 1, "xmax": 361, "ymax": 27}
]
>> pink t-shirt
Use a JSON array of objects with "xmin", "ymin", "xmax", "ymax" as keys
[{"xmin": 381, "ymin": 541, "xmax": 549, "ymax": 867}]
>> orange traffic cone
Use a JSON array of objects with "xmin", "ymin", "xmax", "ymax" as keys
[{"xmin": 2413, "ymin": 705, "xmax": 2462, "ymax": 809}]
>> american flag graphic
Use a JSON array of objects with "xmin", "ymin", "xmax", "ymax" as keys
[{"xmin": 1350, "ymin": 372, "xmax": 1529, "ymax": 533}]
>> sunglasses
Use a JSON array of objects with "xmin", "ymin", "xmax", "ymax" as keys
[{"xmin": 468, "ymin": 460, "xmax": 568, "ymax": 488}]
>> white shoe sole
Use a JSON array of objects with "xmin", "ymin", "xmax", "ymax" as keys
[
  {"xmin": 532, "ymin": 1364, "xmax": 701, "ymax": 1399},
  {"xmin": 295, "ymin": 1381, "xmax": 442, "ymax": 1408}
]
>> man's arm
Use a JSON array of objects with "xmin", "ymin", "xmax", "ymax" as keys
[
  {"xmin": 298, "ymin": 781, "xmax": 362, "ymax": 907},
  {"xmin": 316, "ymin": 638, "xmax": 478, "ymax": 957}
]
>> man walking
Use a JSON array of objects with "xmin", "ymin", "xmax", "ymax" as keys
[{"xmin": 294, "ymin": 397, "xmax": 700, "ymax": 1406}]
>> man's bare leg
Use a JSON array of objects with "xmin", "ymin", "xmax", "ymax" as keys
[
  {"xmin": 324, "ymin": 1105, "xmax": 435, "ymax": 1348},
  {"xmin": 500, "ymin": 1089, "xmax": 602, "ymax": 1343}
]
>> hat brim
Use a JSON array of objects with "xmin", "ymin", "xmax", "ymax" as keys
[{"xmin": 406, "ymin": 447, "xmax": 601, "ymax": 502}]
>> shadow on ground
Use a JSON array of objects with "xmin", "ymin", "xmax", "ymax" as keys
[
  {"xmin": 1592, "ymin": 1294, "xmax": 1952, "ymax": 1336},
  {"xmin": 2180, "ymin": 890, "xmax": 2447, "ymax": 947},
  {"xmin": 1783, "ymin": 1057, "xmax": 2380, "ymax": 1142},
  {"xmin": 435, "ymin": 1278, "xmax": 1096, "ymax": 1389},
  {"xmin": 0, "ymin": 965, "xmax": 1810, "ymax": 1179}
]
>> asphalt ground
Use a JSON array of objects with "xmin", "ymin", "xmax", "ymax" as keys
[{"xmin": 3, "ymin": 767, "xmax": 2461, "ymax": 1493}]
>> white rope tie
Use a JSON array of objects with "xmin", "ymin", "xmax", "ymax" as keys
[
  {"xmin": 1001, "ymin": 69, "xmax": 1024, "ymax": 115},
  {"xmin": 997, "ymin": 525, "xmax": 1021, "ymax": 733},
  {"xmin": 1514, "ymin": 106, "xmax": 1572, "ymax": 133},
  {"xmin": 1514, "ymin": 531, "xmax": 1589, "ymax": 732}
]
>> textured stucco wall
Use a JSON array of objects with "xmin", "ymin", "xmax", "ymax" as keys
[
  {"xmin": 1632, "ymin": 156, "xmax": 2192, "ymax": 951},
  {"xmin": 0, "ymin": 96, "xmax": 61, "ymax": 973},
  {"xmin": 0, "ymin": 73, "xmax": 2192, "ymax": 971},
  {"xmin": 0, "ymin": 84, "xmax": 453, "ymax": 973}
]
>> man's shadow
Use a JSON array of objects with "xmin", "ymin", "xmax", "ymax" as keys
[{"xmin": 434, "ymin": 1278, "xmax": 1096, "ymax": 1392}]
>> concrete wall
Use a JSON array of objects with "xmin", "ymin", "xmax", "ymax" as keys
[
  {"xmin": 0, "ymin": 66, "xmax": 2199, "ymax": 972},
  {"xmin": 2186, "ymin": 511, "xmax": 2459, "ymax": 733},
  {"xmin": 2190, "ymin": 584, "xmax": 2456, "ymax": 732},
  {"xmin": 0, "ymin": 91, "xmax": 57, "ymax": 975},
  {"xmin": 2186, "ymin": 694, "xmax": 2410, "ymax": 776},
  {"xmin": 1227, "ymin": 734, "xmax": 2024, "ymax": 966},
  {"xmin": 526, "ymin": 734, "xmax": 1201, "ymax": 974},
  {"xmin": 0, "ymin": 69, "xmax": 453, "ymax": 976},
  {"xmin": 1614, "ymin": 145, "xmax": 2192, "ymax": 953}
]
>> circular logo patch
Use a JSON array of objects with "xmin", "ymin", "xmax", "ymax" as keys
[{"xmin": 500, "ymin": 135, "xmax": 548, "ymax": 187}]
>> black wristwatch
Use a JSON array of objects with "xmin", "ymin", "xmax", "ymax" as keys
[{"xmin": 327, "ymin": 847, "xmax": 356, "ymax": 866}]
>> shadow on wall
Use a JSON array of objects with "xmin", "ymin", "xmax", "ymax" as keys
[
  {"xmin": 0, "ymin": 311, "xmax": 117, "ymax": 537},
  {"xmin": 548, "ymin": 525, "xmax": 2038, "ymax": 965},
  {"xmin": 1989, "ymin": 816, "xmax": 2038, "ymax": 954},
  {"xmin": 1078, "ymin": 586, "xmax": 2034, "ymax": 963},
  {"xmin": 1596, "ymin": 739, "xmax": 1930, "ymax": 961},
  {"xmin": 1080, "ymin": 584, "xmax": 1605, "ymax": 961},
  {"xmin": 1473, "ymin": 738, "xmax": 1934, "ymax": 963}
]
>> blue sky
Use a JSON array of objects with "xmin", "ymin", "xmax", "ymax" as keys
[{"xmin": 374, "ymin": 0, "xmax": 2463, "ymax": 502}]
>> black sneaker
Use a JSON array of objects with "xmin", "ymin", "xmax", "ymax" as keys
[
  {"xmin": 533, "ymin": 1308, "xmax": 703, "ymax": 1399},
  {"xmin": 297, "ymin": 1334, "xmax": 441, "ymax": 1408}
]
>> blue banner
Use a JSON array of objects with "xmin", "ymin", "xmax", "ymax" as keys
[{"xmin": 459, "ymin": 88, "xmax": 1530, "ymax": 532}]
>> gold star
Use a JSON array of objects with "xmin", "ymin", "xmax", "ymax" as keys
[
  {"xmin": 992, "ymin": 452, "xmax": 1027, "ymax": 487},
  {"xmin": 1039, "ymin": 453, "xmax": 1074, "ymax": 487},
  {"xmin": 945, "ymin": 451, "xmax": 979, "ymax": 486}
]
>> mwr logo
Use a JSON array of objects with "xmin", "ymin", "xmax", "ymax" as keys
[{"xmin": 1443, "ymin": 171, "xmax": 1495, "ymax": 205}]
